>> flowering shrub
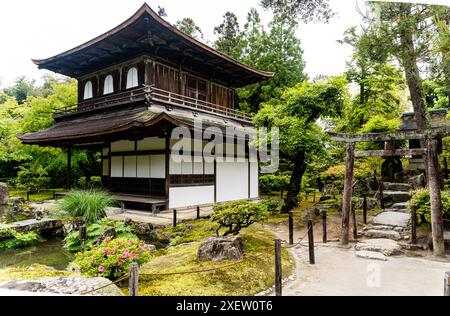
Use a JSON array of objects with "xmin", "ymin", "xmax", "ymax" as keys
[{"xmin": 73, "ymin": 238, "xmax": 153, "ymax": 279}]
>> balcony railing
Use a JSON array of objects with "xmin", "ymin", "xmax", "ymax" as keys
[{"xmin": 53, "ymin": 85, "xmax": 253, "ymax": 123}]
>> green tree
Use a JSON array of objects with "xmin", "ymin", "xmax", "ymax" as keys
[
  {"xmin": 254, "ymin": 76, "xmax": 349, "ymax": 213},
  {"xmin": 260, "ymin": 0, "xmax": 335, "ymax": 23},
  {"xmin": 213, "ymin": 12, "xmax": 241, "ymax": 57},
  {"xmin": 174, "ymin": 17, "xmax": 204, "ymax": 41},
  {"xmin": 235, "ymin": 8, "xmax": 307, "ymax": 113},
  {"xmin": 3, "ymin": 76, "xmax": 37, "ymax": 104}
]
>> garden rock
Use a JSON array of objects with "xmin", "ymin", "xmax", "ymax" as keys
[
  {"xmin": 96, "ymin": 227, "xmax": 117, "ymax": 245},
  {"xmin": 355, "ymin": 250, "xmax": 388, "ymax": 261},
  {"xmin": 63, "ymin": 218, "xmax": 85, "ymax": 235},
  {"xmin": 355, "ymin": 238, "xmax": 402, "ymax": 256},
  {"xmin": 373, "ymin": 211, "xmax": 410, "ymax": 228},
  {"xmin": 366, "ymin": 229, "xmax": 401, "ymax": 241},
  {"xmin": 0, "ymin": 277, "xmax": 123, "ymax": 296},
  {"xmin": 0, "ymin": 183, "xmax": 8, "ymax": 205},
  {"xmin": 198, "ymin": 236, "xmax": 243, "ymax": 262},
  {"xmin": 409, "ymin": 174, "xmax": 425, "ymax": 188}
]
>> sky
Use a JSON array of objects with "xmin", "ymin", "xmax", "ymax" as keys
[{"xmin": 0, "ymin": 0, "xmax": 448, "ymax": 89}]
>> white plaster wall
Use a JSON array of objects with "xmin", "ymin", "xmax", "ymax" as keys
[
  {"xmin": 124, "ymin": 156, "xmax": 137, "ymax": 178},
  {"xmin": 250, "ymin": 162, "xmax": 259, "ymax": 199},
  {"xmin": 169, "ymin": 186, "xmax": 215, "ymax": 209},
  {"xmin": 137, "ymin": 137, "xmax": 165, "ymax": 151},
  {"xmin": 216, "ymin": 161, "xmax": 249, "ymax": 202},
  {"xmin": 111, "ymin": 140, "xmax": 135, "ymax": 152},
  {"xmin": 137, "ymin": 156, "xmax": 150, "ymax": 178},
  {"xmin": 111, "ymin": 156, "xmax": 123, "ymax": 178},
  {"xmin": 150, "ymin": 155, "xmax": 166, "ymax": 179}
]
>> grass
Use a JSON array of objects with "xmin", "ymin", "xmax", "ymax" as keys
[
  {"xmin": 9, "ymin": 189, "xmax": 65, "ymax": 202},
  {"xmin": 123, "ymin": 225, "xmax": 294, "ymax": 296},
  {"xmin": 57, "ymin": 189, "xmax": 117, "ymax": 223},
  {"xmin": 0, "ymin": 265, "xmax": 70, "ymax": 283},
  {"xmin": 264, "ymin": 192, "xmax": 322, "ymax": 225}
]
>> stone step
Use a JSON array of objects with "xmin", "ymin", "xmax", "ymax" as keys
[
  {"xmin": 373, "ymin": 211, "xmax": 410, "ymax": 228},
  {"xmin": 355, "ymin": 250, "xmax": 388, "ymax": 261},
  {"xmin": 383, "ymin": 182, "xmax": 411, "ymax": 192},
  {"xmin": 355, "ymin": 238, "xmax": 403, "ymax": 256},
  {"xmin": 382, "ymin": 191, "xmax": 411, "ymax": 203},
  {"xmin": 383, "ymin": 208, "xmax": 410, "ymax": 214},
  {"xmin": 366, "ymin": 229, "xmax": 401, "ymax": 241},
  {"xmin": 391, "ymin": 202, "xmax": 408, "ymax": 209}
]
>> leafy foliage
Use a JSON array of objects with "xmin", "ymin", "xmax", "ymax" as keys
[
  {"xmin": 57, "ymin": 190, "xmax": 116, "ymax": 224},
  {"xmin": 0, "ymin": 225, "xmax": 41, "ymax": 250},
  {"xmin": 174, "ymin": 17, "xmax": 204, "ymax": 41},
  {"xmin": 74, "ymin": 238, "xmax": 153, "ymax": 279},
  {"xmin": 259, "ymin": 173, "xmax": 290, "ymax": 194},
  {"xmin": 408, "ymin": 189, "xmax": 450, "ymax": 225},
  {"xmin": 211, "ymin": 201, "xmax": 268, "ymax": 236},
  {"xmin": 63, "ymin": 218, "xmax": 137, "ymax": 253},
  {"xmin": 258, "ymin": 198, "xmax": 282, "ymax": 214}
]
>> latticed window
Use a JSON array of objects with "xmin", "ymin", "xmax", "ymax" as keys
[
  {"xmin": 126, "ymin": 67, "xmax": 138, "ymax": 89},
  {"xmin": 103, "ymin": 75, "xmax": 114, "ymax": 94},
  {"xmin": 83, "ymin": 81, "xmax": 93, "ymax": 99}
]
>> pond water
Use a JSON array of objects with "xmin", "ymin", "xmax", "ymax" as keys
[
  {"xmin": 0, "ymin": 204, "xmax": 73, "ymax": 270},
  {"xmin": 0, "ymin": 238, "xmax": 74, "ymax": 270}
]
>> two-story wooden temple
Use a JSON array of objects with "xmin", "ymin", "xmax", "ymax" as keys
[{"xmin": 19, "ymin": 4, "xmax": 273, "ymax": 212}]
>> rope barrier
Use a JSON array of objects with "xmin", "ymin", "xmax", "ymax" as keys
[
  {"xmin": 80, "ymin": 273, "xmax": 130, "ymax": 296},
  {"xmin": 281, "ymin": 220, "xmax": 314, "ymax": 249}
]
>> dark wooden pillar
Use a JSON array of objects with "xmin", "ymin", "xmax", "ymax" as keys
[
  {"xmin": 165, "ymin": 132, "xmax": 170, "ymax": 199},
  {"xmin": 427, "ymin": 138, "xmax": 445, "ymax": 256},
  {"xmin": 341, "ymin": 143, "xmax": 355, "ymax": 246},
  {"xmin": 67, "ymin": 145, "xmax": 72, "ymax": 190}
]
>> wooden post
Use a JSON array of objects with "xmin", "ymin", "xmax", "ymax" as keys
[
  {"xmin": 129, "ymin": 262, "xmax": 139, "ymax": 296},
  {"xmin": 173, "ymin": 209, "xmax": 177, "ymax": 227},
  {"xmin": 427, "ymin": 138, "xmax": 446, "ymax": 256},
  {"xmin": 288, "ymin": 211, "xmax": 294, "ymax": 245},
  {"xmin": 341, "ymin": 143, "xmax": 355, "ymax": 246},
  {"xmin": 363, "ymin": 196, "xmax": 367, "ymax": 225},
  {"xmin": 26, "ymin": 190, "xmax": 30, "ymax": 202},
  {"xmin": 274, "ymin": 238, "xmax": 282, "ymax": 296},
  {"xmin": 196, "ymin": 206, "xmax": 200, "ymax": 220},
  {"xmin": 307, "ymin": 219, "xmax": 315, "ymax": 264},
  {"xmin": 378, "ymin": 173, "xmax": 384, "ymax": 209},
  {"xmin": 352, "ymin": 203, "xmax": 357, "ymax": 240},
  {"xmin": 79, "ymin": 225, "xmax": 87, "ymax": 253},
  {"xmin": 322, "ymin": 210, "xmax": 327, "ymax": 243},
  {"xmin": 67, "ymin": 146, "xmax": 72, "ymax": 190},
  {"xmin": 445, "ymin": 271, "xmax": 450, "ymax": 296},
  {"xmin": 411, "ymin": 205, "xmax": 417, "ymax": 244}
]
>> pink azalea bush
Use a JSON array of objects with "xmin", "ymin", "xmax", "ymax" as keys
[{"xmin": 74, "ymin": 237, "xmax": 153, "ymax": 279}]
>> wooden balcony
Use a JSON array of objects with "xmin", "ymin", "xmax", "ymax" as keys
[{"xmin": 53, "ymin": 86, "xmax": 253, "ymax": 123}]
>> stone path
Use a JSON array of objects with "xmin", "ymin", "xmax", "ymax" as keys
[
  {"xmin": 282, "ymin": 243, "xmax": 450, "ymax": 296},
  {"xmin": 108, "ymin": 206, "xmax": 214, "ymax": 226}
]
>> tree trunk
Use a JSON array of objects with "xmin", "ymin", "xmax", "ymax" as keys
[
  {"xmin": 427, "ymin": 139, "xmax": 446, "ymax": 257},
  {"xmin": 340, "ymin": 144, "xmax": 355, "ymax": 246},
  {"xmin": 281, "ymin": 150, "xmax": 307, "ymax": 214}
]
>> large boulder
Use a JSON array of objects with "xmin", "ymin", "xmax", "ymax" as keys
[
  {"xmin": 0, "ymin": 183, "xmax": 8, "ymax": 205},
  {"xmin": 198, "ymin": 236, "xmax": 243, "ymax": 262},
  {"xmin": 355, "ymin": 239, "xmax": 403, "ymax": 256},
  {"xmin": 0, "ymin": 277, "xmax": 123, "ymax": 296}
]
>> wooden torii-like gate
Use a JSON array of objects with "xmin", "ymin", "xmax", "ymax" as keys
[{"xmin": 329, "ymin": 125, "xmax": 450, "ymax": 256}]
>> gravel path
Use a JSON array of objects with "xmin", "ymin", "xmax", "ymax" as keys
[{"xmin": 282, "ymin": 242, "xmax": 450, "ymax": 296}]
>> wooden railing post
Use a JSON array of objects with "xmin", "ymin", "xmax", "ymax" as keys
[
  {"xmin": 274, "ymin": 238, "xmax": 282, "ymax": 296},
  {"xmin": 363, "ymin": 196, "xmax": 367, "ymax": 225},
  {"xmin": 341, "ymin": 144, "xmax": 355, "ymax": 245},
  {"xmin": 352, "ymin": 202, "xmax": 358, "ymax": 240},
  {"xmin": 173, "ymin": 209, "xmax": 177, "ymax": 227},
  {"xmin": 308, "ymin": 219, "xmax": 315, "ymax": 264},
  {"xmin": 129, "ymin": 262, "xmax": 139, "ymax": 296},
  {"xmin": 196, "ymin": 206, "xmax": 200, "ymax": 220},
  {"xmin": 411, "ymin": 205, "xmax": 417, "ymax": 244},
  {"xmin": 288, "ymin": 211, "xmax": 294, "ymax": 245},
  {"xmin": 79, "ymin": 225, "xmax": 87, "ymax": 253},
  {"xmin": 322, "ymin": 210, "xmax": 327, "ymax": 243}
]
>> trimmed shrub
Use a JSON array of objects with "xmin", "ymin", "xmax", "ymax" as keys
[
  {"xmin": 259, "ymin": 174, "xmax": 290, "ymax": 194},
  {"xmin": 211, "ymin": 201, "xmax": 268, "ymax": 236},
  {"xmin": 258, "ymin": 198, "xmax": 282, "ymax": 213},
  {"xmin": 0, "ymin": 225, "xmax": 41, "ymax": 249},
  {"xmin": 73, "ymin": 238, "xmax": 153, "ymax": 279},
  {"xmin": 57, "ymin": 189, "xmax": 116, "ymax": 223},
  {"xmin": 408, "ymin": 189, "xmax": 450, "ymax": 225}
]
